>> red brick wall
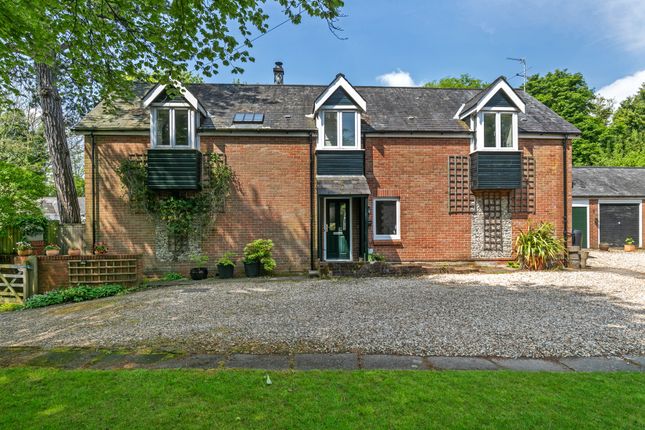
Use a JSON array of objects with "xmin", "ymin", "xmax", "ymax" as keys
[
  {"xmin": 15, "ymin": 254, "xmax": 143, "ymax": 293},
  {"xmin": 511, "ymin": 138, "xmax": 573, "ymax": 249},
  {"xmin": 589, "ymin": 199, "xmax": 599, "ymax": 248},
  {"xmin": 85, "ymin": 135, "xmax": 312, "ymax": 274},
  {"xmin": 365, "ymin": 137, "xmax": 472, "ymax": 261}
]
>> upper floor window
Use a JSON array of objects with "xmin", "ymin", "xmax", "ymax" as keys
[
  {"xmin": 151, "ymin": 107, "xmax": 197, "ymax": 149},
  {"xmin": 319, "ymin": 111, "xmax": 360, "ymax": 149},
  {"xmin": 476, "ymin": 111, "xmax": 517, "ymax": 151}
]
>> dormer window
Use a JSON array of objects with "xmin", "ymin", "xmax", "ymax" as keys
[
  {"xmin": 321, "ymin": 110, "xmax": 360, "ymax": 148},
  {"xmin": 152, "ymin": 107, "xmax": 194, "ymax": 148},
  {"xmin": 477, "ymin": 111, "xmax": 517, "ymax": 150}
]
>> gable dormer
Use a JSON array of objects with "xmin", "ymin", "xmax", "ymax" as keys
[
  {"xmin": 314, "ymin": 74, "xmax": 366, "ymax": 150},
  {"xmin": 142, "ymin": 83, "xmax": 206, "ymax": 150},
  {"xmin": 457, "ymin": 77, "xmax": 525, "ymax": 153},
  {"xmin": 142, "ymin": 83, "xmax": 207, "ymax": 190}
]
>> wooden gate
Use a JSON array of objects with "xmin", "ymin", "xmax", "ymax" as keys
[{"xmin": 0, "ymin": 257, "xmax": 37, "ymax": 304}]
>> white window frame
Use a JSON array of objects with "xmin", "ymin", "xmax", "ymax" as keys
[
  {"xmin": 317, "ymin": 110, "xmax": 361, "ymax": 150},
  {"xmin": 372, "ymin": 198, "xmax": 400, "ymax": 241},
  {"xmin": 150, "ymin": 105, "xmax": 197, "ymax": 150},
  {"xmin": 474, "ymin": 110, "xmax": 518, "ymax": 152}
]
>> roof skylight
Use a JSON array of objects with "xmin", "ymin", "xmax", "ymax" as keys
[{"xmin": 233, "ymin": 113, "xmax": 264, "ymax": 123}]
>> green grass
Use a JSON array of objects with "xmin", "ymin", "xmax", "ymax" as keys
[{"xmin": 0, "ymin": 369, "xmax": 642, "ymax": 429}]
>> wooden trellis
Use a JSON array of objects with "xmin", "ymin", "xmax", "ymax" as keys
[
  {"xmin": 68, "ymin": 259, "xmax": 138, "ymax": 285},
  {"xmin": 448, "ymin": 155, "xmax": 475, "ymax": 214}
]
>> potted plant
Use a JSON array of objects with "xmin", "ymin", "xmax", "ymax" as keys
[
  {"xmin": 44, "ymin": 243, "xmax": 61, "ymax": 256},
  {"xmin": 189, "ymin": 253, "xmax": 209, "ymax": 280},
  {"xmin": 68, "ymin": 247, "xmax": 82, "ymax": 257},
  {"xmin": 217, "ymin": 252, "xmax": 236, "ymax": 279},
  {"xmin": 243, "ymin": 239, "xmax": 276, "ymax": 277},
  {"xmin": 94, "ymin": 242, "xmax": 108, "ymax": 255},
  {"xmin": 15, "ymin": 241, "xmax": 33, "ymax": 256},
  {"xmin": 624, "ymin": 237, "xmax": 637, "ymax": 252}
]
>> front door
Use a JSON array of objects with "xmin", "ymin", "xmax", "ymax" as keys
[{"xmin": 325, "ymin": 199, "xmax": 351, "ymax": 260}]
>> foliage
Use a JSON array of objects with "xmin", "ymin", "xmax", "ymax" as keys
[
  {"xmin": 424, "ymin": 74, "xmax": 488, "ymax": 89},
  {"xmin": 506, "ymin": 260, "xmax": 520, "ymax": 269},
  {"xmin": 74, "ymin": 176, "xmax": 85, "ymax": 197},
  {"xmin": 0, "ymin": 108, "xmax": 49, "ymax": 175},
  {"xmin": 0, "ymin": 302, "xmax": 24, "ymax": 312},
  {"xmin": 14, "ymin": 241, "xmax": 32, "ymax": 251},
  {"xmin": 594, "ymin": 84, "xmax": 645, "ymax": 166},
  {"xmin": 117, "ymin": 153, "xmax": 234, "ymax": 250},
  {"xmin": 514, "ymin": 222, "xmax": 565, "ymax": 270},
  {"xmin": 44, "ymin": 243, "xmax": 60, "ymax": 251},
  {"xmin": 0, "ymin": 1, "xmax": 343, "ymax": 108},
  {"xmin": 24, "ymin": 284, "xmax": 126, "ymax": 309},
  {"xmin": 243, "ymin": 239, "xmax": 276, "ymax": 272},
  {"xmin": 94, "ymin": 242, "xmax": 108, "ymax": 254},
  {"xmin": 189, "ymin": 253, "xmax": 209, "ymax": 268},
  {"xmin": 0, "ymin": 161, "xmax": 49, "ymax": 231},
  {"xmin": 12, "ymin": 214, "xmax": 48, "ymax": 237},
  {"xmin": 625, "ymin": 237, "xmax": 635, "ymax": 245},
  {"xmin": 217, "ymin": 252, "xmax": 237, "ymax": 267},
  {"xmin": 2, "ymin": 369, "xmax": 644, "ymax": 429},
  {"xmin": 367, "ymin": 252, "xmax": 385, "ymax": 263},
  {"xmin": 161, "ymin": 272, "xmax": 185, "ymax": 281}
]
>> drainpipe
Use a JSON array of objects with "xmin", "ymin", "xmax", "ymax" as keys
[
  {"xmin": 91, "ymin": 131, "xmax": 97, "ymax": 250},
  {"xmin": 562, "ymin": 134, "xmax": 569, "ymax": 243},
  {"xmin": 309, "ymin": 131, "xmax": 315, "ymax": 271}
]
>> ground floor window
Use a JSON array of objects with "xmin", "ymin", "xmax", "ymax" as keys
[{"xmin": 373, "ymin": 198, "xmax": 400, "ymax": 240}]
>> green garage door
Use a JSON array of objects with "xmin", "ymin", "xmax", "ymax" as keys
[{"xmin": 572, "ymin": 206, "xmax": 588, "ymax": 248}]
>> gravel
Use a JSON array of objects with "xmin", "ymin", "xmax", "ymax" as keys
[{"xmin": 0, "ymin": 251, "xmax": 643, "ymax": 358}]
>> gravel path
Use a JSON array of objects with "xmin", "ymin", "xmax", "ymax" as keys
[{"xmin": 0, "ymin": 251, "xmax": 643, "ymax": 358}]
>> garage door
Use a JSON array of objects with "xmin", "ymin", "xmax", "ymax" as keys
[{"xmin": 599, "ymin": 203, "xmax": 640, "ymax": 247}]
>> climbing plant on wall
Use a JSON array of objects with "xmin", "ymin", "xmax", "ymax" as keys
[{"xmin": 117, "ymin": 153, "xmax": 233, "ymax": 256}]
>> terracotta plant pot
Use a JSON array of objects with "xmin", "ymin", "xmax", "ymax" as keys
[
  {"xmin": 17, "ymin": 249, "xmax": 33, "ymax": 256},
  {"xmin": 624, "ymin": 244, "xmax": 637, "ymax": 252},
  {"xmin": 599, "ymin": 242, "xmax": 610, "ymax": 251},
  {"xmin": 45, "ymin": 249, "xmax": 60, "ymax": 256},
  {"xmin": 68, "ymin": 248, "xmax": 81, "ymax": 257}
]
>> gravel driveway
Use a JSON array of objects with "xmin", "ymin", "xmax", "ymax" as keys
[{"xmin": 1, "ymin": 251, "xmax": 643, "ymax": 358}]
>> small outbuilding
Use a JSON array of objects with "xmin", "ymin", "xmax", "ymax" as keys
[{"xmin": 572, "ymin": 167, "xmax": 644, "ymax": 248}]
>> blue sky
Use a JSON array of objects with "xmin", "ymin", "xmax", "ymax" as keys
[{"xmin": 212, "ymin": 0, "xmax": 645, "ymax": 103}]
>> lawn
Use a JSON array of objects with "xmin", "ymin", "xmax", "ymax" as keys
[{"xmin": 0, "ymin": 368, "xmax": 643, "ymax": 429}]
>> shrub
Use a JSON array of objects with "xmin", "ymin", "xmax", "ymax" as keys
[
  {"xmin": 44, "ymin": 243, "xmax": 60, "ymax": 251},
  {"xmin": 189, "ymin": 253, "xmax": 209, "ymax": 267},
  {"xmin": 15, "ymin": 241, "xmax": 32, "ymax": 251},
  {"xmin": 367, "ymin": 252, "xmax": 385, "ymax": 263},
  {"xmin": 514, "ymin": 222, "xmax": 565, "ymax": 270},
  {"xmin": 625, "ymin": 237, "xmax": 635, "ymax": 245},
  {"xmin": 0, "ymin": 302, "xmax": 24, "ymax": 312},
  {"xmin": 243, "ymin": 239, "xmax": 276, "ymax": 273},
  {"xmin": 24, "ymin": 284, "xmax": 126, "ymax": 309},
  {"xmin": 217, "ymin": 252, "xmax": 236, "ymax": 267},
  {"xmin": 161, "ymin": 272, "xmax": 185, "ymax": 281}
]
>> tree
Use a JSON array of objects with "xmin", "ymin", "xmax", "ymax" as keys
[
  {"xmin": 424, "ymin": 74, "xmax": 488, "ymax": 89},
  {"xmin": 0, "ymin": 0, "xmax": 343, "ymax": 223},
  {"xmin": 0, "ymin": 108, "xmax": 49, "ymax": 174},
  {"xmin": 0, "ymin": 162, "xmax": 49, "ymax": 232},
  {"xmin": 595, "ymin": 84, "xmax": 645, "ymax": 166},
  {"xmin": 526, "ymin": 69, "xmax": 608, "ymax": 166}
]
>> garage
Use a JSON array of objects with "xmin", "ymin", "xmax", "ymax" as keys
[
  {"xmin": 572, "ymin": 167, "xmax": 644, "ymax": 249},
  {"xmin": 599, "ymin": 203, "xmax": 640, "ymax": 247}
]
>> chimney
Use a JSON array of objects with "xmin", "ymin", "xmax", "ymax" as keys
[{"xmin": 273, "ymin": 61, "xmax": 284, "ymax": 85}]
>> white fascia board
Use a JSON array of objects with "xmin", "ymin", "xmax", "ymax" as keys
[
  {"xmin": 459, "ymin": 79, "xmax": 526, "ymax": 119},
  {"xmin": 142, "ymin": 82, "xmax": 208, "ymax": 116},
  {"xmin": 314, "ymin": 75, "xmax": 367, "ymax": 113}
]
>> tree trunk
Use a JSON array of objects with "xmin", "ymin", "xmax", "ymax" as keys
[{"xmin": 36, "ymin": 62, "xmax": 81, "ymax": 224}]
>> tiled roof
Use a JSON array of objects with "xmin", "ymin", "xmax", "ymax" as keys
[
  {"xmin": 317, "ymin": 176, "xmax": 371, "ymax": 196},
  {"xmin": 75, "ymin": 82, "xmax": 579, "ymax": 135},
  {"xmin": 573, "ymin": 167, "xmax": 645, "ymax": 198}
]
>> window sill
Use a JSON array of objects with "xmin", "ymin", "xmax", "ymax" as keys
[{"xmin": 372, "ymin": 239, "xmax": 402, "ymax": 246}]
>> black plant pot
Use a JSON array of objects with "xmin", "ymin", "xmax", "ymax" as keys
[
  {"xmin": 190, "ymin": 267, "xmax": 208, "ymax": 280},
  {"xmin": 218, "ymin": 264, "xmax": 234, "ymax": 279},
  {"xmin": 244, "ymin": 261, "xmax": 261, "ymax": 278}
]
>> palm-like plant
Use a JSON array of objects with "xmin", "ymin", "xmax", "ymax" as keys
[{"xmin": 514, "ymin": 222, "xmax": 565, "ymax": 270}]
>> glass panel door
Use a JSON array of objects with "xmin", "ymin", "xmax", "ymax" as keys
[{"xmin": 325, "ymin": 199, "xmax": 350, "ymax": 260}]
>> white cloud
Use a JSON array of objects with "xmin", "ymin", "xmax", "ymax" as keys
[
  {"xmin": 602, "ymin": 0, "xmax": 645, "ymax": 52},
  {"xmin": 376, "ymin": 69, "xmax": 416, "ymax": 87},
  {"xmin": 597, "ymin": 70, "xmax": 645, "ymax": 104}
]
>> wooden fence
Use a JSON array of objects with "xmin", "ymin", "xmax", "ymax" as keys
[
  {"xmin": 0, "ymin": 257, "xmax": 38, "ymax": 304},
  {"xmin": 0, "ymin": 223, "xmax": 59, "ymax": 254}
]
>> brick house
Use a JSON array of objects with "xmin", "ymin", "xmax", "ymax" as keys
[{"xmin": 74, "ymin": 65, "xmax": 579, "ymax": 274}]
